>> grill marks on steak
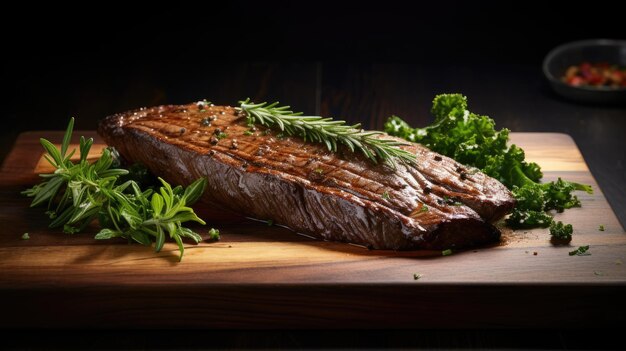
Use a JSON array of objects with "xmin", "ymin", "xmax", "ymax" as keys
[{"xmin": 98, "ymin": 103, "xmax": 515, "ymax": 250}]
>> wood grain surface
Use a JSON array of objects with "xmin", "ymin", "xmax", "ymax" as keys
[{"xmin": 0, "ymin": 131, "xmax": 624, "ymax": 329}]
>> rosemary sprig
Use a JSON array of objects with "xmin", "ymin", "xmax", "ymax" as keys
[
  {"xmin": 237, "ymin": 99, "xmax": 416, "ymax": 167},
  {"xmin": 22, "ymin": 118, "xmax": 209, "ymax": 261}
]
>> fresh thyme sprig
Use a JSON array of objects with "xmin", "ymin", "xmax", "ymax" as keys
[
  {"xmin": 22, "ymin": 118, "xmax": 209, "ymax": 261},
  {"xmin": 237, "ymin": 99, "xmax": 416, "ymax": 167}
]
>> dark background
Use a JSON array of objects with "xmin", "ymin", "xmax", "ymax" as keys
[{"xmin": 2, "ymin": 1, "xmax": 625, "ymax": 349}]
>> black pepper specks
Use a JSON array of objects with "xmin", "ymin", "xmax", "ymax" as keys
[
  {"xmin": 434, "ymin": 155, "xmax": 442, "ymax": 161},
  {"xmin": 460, "ymin": 172, "xmax": 467, "ymax": 180},
  {"xmin": 230, "ymin": 139, "xmax": 239, "ymax": 150},
  {"xmin": 210, "ymin": 136, "xmax": 219, "ymax": 145},
  {"xmin": 179, "ymin": 128, "xmax": 186, "ymax": 135},
  {"xmin": 309, "ymin": 169, "xmax": 325, "ymax": 182},
  {"xmin": 256, "ymin": 145, "xmax": 270, "ymax": 156},
  {"xmin": 201, "ymin": 118, "xmax": 211, "ymax": 127},
  {"xmin": 423, "ymin": 186, "xmax": 432, "ymax": 194},
  {"xmin": 214, "ymin": 128, "xmax": 222, "ymax": 135},
  {"xmin": 443, "ymin": 196, "xmax": 463, "ymax": 206},
  {"xmin": 208, "ymin": 150, "xmax": 216, "ymax": 156}
]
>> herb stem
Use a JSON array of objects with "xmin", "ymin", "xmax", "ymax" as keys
[
  {"xmin": 22, "ymin": 118, "xmax": 210, "ymax": 261},
  {"xmin": 238, "ymin": 99, "xmax": 416, "ymax": 168}
]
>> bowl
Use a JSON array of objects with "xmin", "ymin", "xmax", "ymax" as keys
[{"xmin": 542, "ymin": 39, "xmax": 626, "ymax": 104}]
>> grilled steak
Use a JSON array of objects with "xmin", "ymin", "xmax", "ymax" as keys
[{"xmin": 98, "ymin": 102, "xmax": 515, "ymax": 250}]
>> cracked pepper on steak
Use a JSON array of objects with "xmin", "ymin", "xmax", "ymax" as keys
[{"xmin": 98, "ymin": 102, "xmax": 515, "ymax": 250}]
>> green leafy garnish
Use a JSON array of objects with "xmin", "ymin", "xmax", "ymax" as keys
[
  {"xmin": 382, "ymin": 191, "xmax": 391, "ymax": 200},
  {"xmin": 442, "ymin": 249, "xmax": 452, "ymax": 256},
  {"xmin": 413, "ymin": 273, "xmax": 422, "ymax": 280},
  {"xmin": 569, "ymin": 245, "xmax": 590, "ymax": 256},
  {"xmin": 21, "ymin": 233, "xmax": 30, "ymax": 240},
  {"xmin": 549, "ymin": 221, "xmax": 573, "ymax": 243},
  {"xmin": 238, "ymin": 99, "xmax": 416, "ymax": 168},
  {"xmin": 599, "ymin": 225, "xmax": 605, "ymax": 231},
  {"xmin": 384, "ymin": 94, "xmax": 592, "ymax": 234},
  {"xmin": 22, "ymin": 118, "xmax": 211, "ymax": 261},
  {"xmin": 208, "ymin": 228, "xmax": 220, "ymax": 241}
]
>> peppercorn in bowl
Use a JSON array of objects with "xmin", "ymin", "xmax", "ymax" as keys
[{"xmin": 543, "ymin": 39, "xmax": 626, "ymax": 104}]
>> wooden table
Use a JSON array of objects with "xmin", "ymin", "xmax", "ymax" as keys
[{"xmin": 0, "ymin": 131, "xmax": 624, "ymax": 329}]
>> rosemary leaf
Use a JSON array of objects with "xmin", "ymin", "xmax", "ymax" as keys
[{"xmin": 238, "ymin": 99, "xmax": 416, "ymax": 168}]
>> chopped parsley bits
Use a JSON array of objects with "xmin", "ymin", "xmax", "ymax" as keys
[
  {"xmin": 208, "ymin": 228, "xmax": 220, "ymax": 241},
  {"xmin": 549, "ymin": 221, "xmax": 573, "ymax": 243},
  {"xmin": 569, "ymin": 245, "xmax": 590, "ymax": 256}
]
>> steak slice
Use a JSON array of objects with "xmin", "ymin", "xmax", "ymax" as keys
[{"xmin": 98, "ymin": 102, "xmax": 515, "ymax": 250}]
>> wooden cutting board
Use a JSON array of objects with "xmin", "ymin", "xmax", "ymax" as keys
[{"xmin": 0, "ymin": 131, "xmax": 624, "ymax": 329}]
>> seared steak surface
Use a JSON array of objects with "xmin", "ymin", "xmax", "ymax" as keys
[{"xmin": 98, "ymin": 102, "xmax": 515, "ymax": 250}]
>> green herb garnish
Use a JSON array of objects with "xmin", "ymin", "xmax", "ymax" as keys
[
  {"xmin": 208, "ymin": 228, "xmax": 220, "ymax": 241},
  {"xmin": 382, "ymin": 191, "xmax": 391, "ymax": 200},
  {"xmin": 599, "ymin": 224, "xmax": 605, "ymax": 231},
  {"xmin": 442, "ymin": 196, "xmax": 462, "ymax": 206},
  {"xmin": 413, "ymin": 273, "xmax": 422, "ymax": 280},
  {"xmin": 21, "ymin": 233, "xmax": 30, "ymax": 240},
  {"xmin": 238, "ymin": 99, "xmax": 416, "ymax": 168},
  {"xmin": 22, "ymin": 118, "xmax": 210, "ymax": 261},
  {"xmin": 384, "ymin": 94, "xmax": 592, "ymax": 233},
  {"xmin": 549, "ymin": 221, "xmax": 573, "ymax": 243},
  {"xmin": 243, "ymin": 130, "xmax": 254, "ymax": 136},
  {"xmin": 569, "ymin": 245, "xmax": 590, "ymax": 256},
  {"xmin": 442, "ymin": 249, "xmax": 452, "ymax": 256},
  {"xmin": 420, "ymin": 205, "xmax": 429, "ymax": 212}
]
